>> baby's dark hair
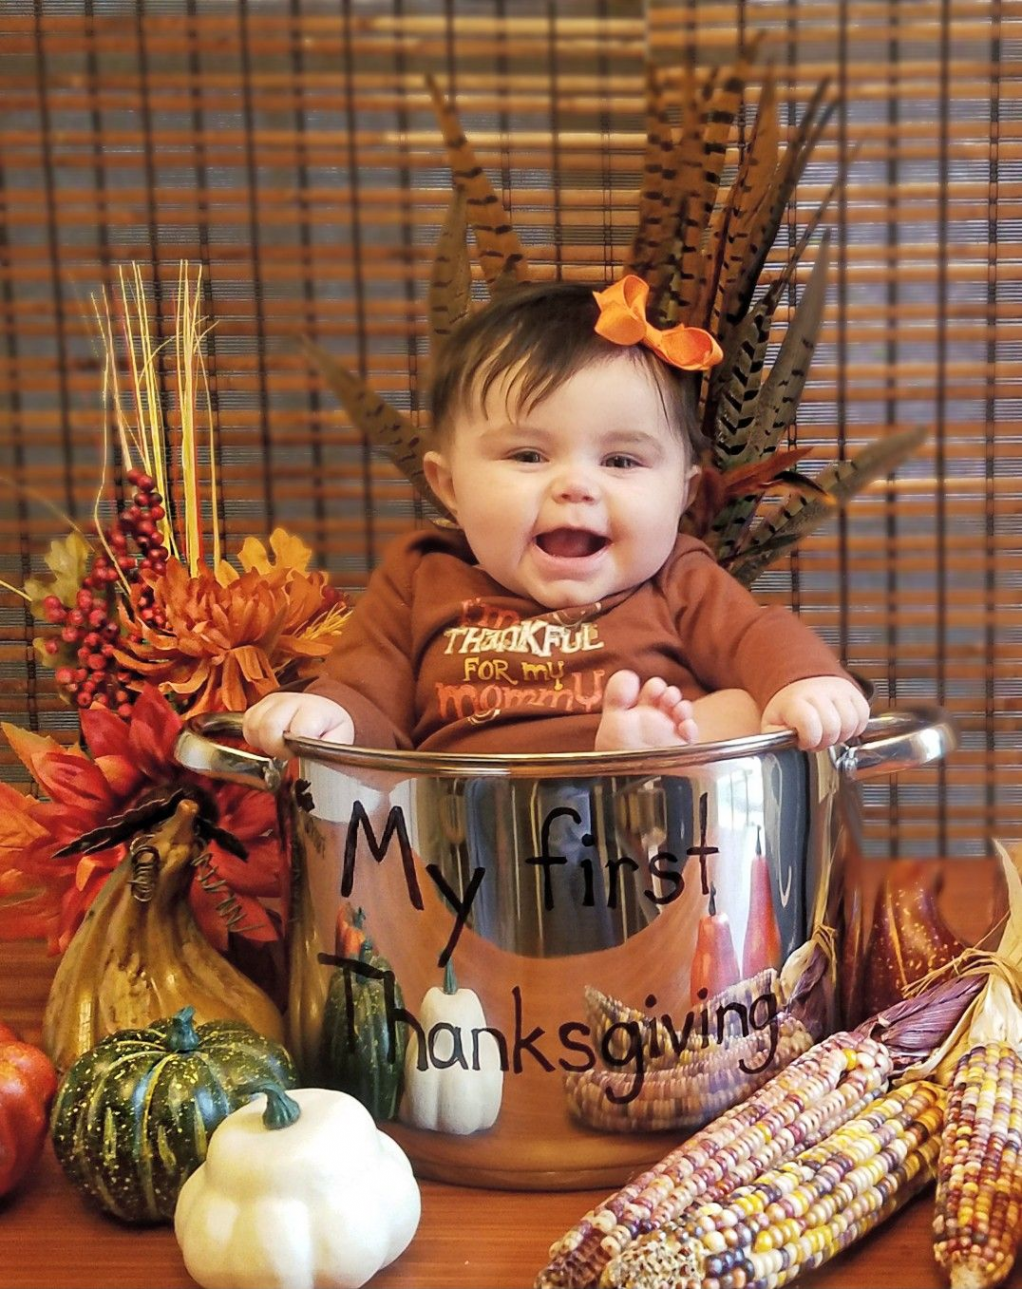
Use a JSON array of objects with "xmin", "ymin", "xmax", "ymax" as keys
[{"xmin": 429, "ymin": 280, "xmax": 707, "ymax": 459}]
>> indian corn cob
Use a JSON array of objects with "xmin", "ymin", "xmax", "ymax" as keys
[
  {"xmin": 583, "ymin": 968, "xmax": 782, "ymax": 1070},
  {"xmin": 536, "ymin": 1031, "xmax": 892, "ymax": 1288},
  {"xmin": 933, "ymin": 1041, "xmax": 1022, "ymax": 1289},
  {"xmin": 564, "ymin": 1013, "xmax": 814, "ymax": 1133},
  {"xmin": 601, "ymin": 1080, "xmax": 945, "ymax": 1289}
]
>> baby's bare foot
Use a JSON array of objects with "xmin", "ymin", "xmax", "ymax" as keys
[{"xmin": 595, "ymin": 670, "xmax": 699, "ymax": 752}]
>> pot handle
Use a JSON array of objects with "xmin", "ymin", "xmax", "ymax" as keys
[
  {"xmin": 840, "ymin": 705, "xmax": 958, "ymax": 781},
  {"xmin": 173, "ymin": 712, "xmax": 283, "ymax": 793}
]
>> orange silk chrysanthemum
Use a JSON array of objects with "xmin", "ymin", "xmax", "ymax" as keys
[
  {"xmin": 114, "ymin": 540, "xmax": 349, "ymax": 715},
  {"xmin": 115, "ymin": 560, "xmax": 288, "ymax": 716}
]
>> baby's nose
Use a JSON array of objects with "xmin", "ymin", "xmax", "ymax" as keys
[{"xmin": 552, "ymin": 466, "xmax": 599, "ymax": 503}]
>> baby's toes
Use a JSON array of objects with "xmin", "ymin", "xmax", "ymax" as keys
[
  {"xmin": 656, "ymin": 684, "xmax": 683, "ymax": 714},
  {"xmin": 604, "ymin": 670, "xmax": 641, "ymax": 711},
  {"xmin": 671, "ymin": 697, "xmax": 693, "ymax": 725},
  {"xmin": 637, "ymin": 676, "xmax": 668, "ymax": 707}
]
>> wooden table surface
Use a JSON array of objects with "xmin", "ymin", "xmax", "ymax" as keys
[{"xmin": 2, "ymin": 858, "xmax": 1017, "ymax": 1289}]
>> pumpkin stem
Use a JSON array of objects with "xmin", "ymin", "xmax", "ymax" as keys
[
  {"xmin": 242, "ymin": 1080, "xmax": 302, "ymax": 1130},
  {"xmin": 708, "ymin": 884, "xmax": 718, "ymax": 917},
  {"xmin": 166, "ymin": 1006, "xmax": 202, "ymax": 1053},
  {"xmin": 443, "ymin": 959, "xmax": 458, "ymax": 995}
]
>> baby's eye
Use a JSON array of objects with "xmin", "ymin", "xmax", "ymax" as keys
[
  {"xmin": 604, "ymin": 453, "xmax": 642, "ymax": 469},
  {"xmin": 510, "ymin": 449, "xmax": 544, "ymax": 464}
]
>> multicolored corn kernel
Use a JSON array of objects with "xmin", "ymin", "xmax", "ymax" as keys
[
  {"xmin": 534, "ymin": 1032, "xmax": 892, "ymax": 1289},
  {"xmin": 934, "ymin": 1041, "xmax": 1022, "ymax": 1289},
  {"xmin": 601, "ymin": 1081, "xmax": 945, "ymax": 1289},
  {"xmin": 564, "ymin": 1013, "xmax": 814, "ymax": 1133}
]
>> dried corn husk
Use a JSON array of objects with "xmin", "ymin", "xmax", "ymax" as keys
[{"xmin": 896, "ymin": 840, "xmax": 1022, "ymax": 1088}]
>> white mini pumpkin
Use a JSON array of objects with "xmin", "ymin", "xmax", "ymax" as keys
[
  {"xmin": 174, "ymin": 1083, "xmax": 420, "ymax": 1289},
  {"xmin": 400, "ymin": 961, "xmax": 504, "ymax": 1135}
]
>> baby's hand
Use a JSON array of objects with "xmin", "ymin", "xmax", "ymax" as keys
[
  {"xmin": 241, "ymin": 691, "xmax": 355, "ymax": 759},
  {"xmin": 760, "ymin": 677, "xmax": 869, "ymax": 752}
]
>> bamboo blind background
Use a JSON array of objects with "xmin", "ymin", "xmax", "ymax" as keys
[{"xmin": 0, "ymin": 0, "xmax": 1019, "ymax": 860}]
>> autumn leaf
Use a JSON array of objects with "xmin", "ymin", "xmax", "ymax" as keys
[
  {"xmin": 23, "ymin": 532, "xmax": 93, "ymax": 613},
  {"xmin": 2, "ymin": 722, "xmax": 75, "ymax": 778},
  {"xmin": 238, "ymin": 528, "xmax": 313, "ymax": 577},
  {"xmin": 33, "ymin": 637, "xmax": 56, "ymax": 672}
]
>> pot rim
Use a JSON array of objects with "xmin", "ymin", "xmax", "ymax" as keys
[
  {"xmin": 284, "ymin": 724, "xmax": 799, "ymax": 778},
  {"xmin": 279, "ymin": 707, "xmax": 937, "ymax": 780}
]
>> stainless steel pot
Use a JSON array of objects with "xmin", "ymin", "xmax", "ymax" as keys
[{"xmin": 175, "ymin": 707, "xmax": 955, "ymax": 1190}]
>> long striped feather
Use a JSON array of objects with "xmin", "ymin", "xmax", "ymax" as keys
[
  {"xmin": 626, "ymin": 63, "xmax": 675, "ymax": 282},
  {"xmin": 428, "ymin": 187, "xmax": 473, "ymax": 355},
  {"xmin": 691, "ymin": 197, "xmax": 730, "ymax": 338},
  {"xmin": 300, "ymin": 337, "xmax": 453, "ymax": 520},
  {"xmin": 727, "ymin": 80, "xmax": 837, "ymax": 329},
  {"xmin": 710, "ymin": 69, "xmax": 780, "ymax": 339},
  {"xmin": 712, "ymin": 236, "xmax": 831, "ymax": 561},
  {"xmin": 710, "ymin": 278, "xmax": 788, "ymax": 467},
  {"xmin": 744, "ymin": 231, "xmax": 831, "ymax": 462},
  {"xmin": 648, "ymin": 66, "xmax": 705, "ymax": 320},
  {"xmin": 705, "ymin": 193, "xmax": 832, "ymax": 446},
  {"xmin": 425, "ymin": 73, "xmax": 530, "ymax": 289},
  {"xmin": 696, "ymin": 50, "xmax": 753, "ymax": 232},
  {"xmin": 726, "ymin": 424, "xmax": 928, "ymax": 586},
  {"xmin": 657, "ymin": 56, "xmax": 750, "ymax": 325}
]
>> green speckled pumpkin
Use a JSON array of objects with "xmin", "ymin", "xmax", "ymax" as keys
[
  {"xmin": 320, "ymin": 911, "xmax": 406, "ymax": 1121},
  {"xmin": 50, "ymin": 1006, "xmax": 297, "ymax": 1224}
]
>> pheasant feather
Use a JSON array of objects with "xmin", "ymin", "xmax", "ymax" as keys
[
  {"xmin": 656, "ymin": 54, "xmax": 751, "ymax": 326},
  {"xmin": 428, "ymin": 187, "xmax": 473, "ymax": 353},
  {"xmin": 711, "ymin": 242, "xmax": 831, "ymax": 564},
  {"xmin": 727, "ymin": 78, "xmax": 837, "ymax": 333},
  {"xmin": 709, "ymin": 69, "xmax": 781, "ymax": 340},
  {"xmin": 301, "ymin": 337, "xmax": 451, "ymax": 520},
  {"xmin": 708, "ymin": 214, "xmax": 820, "ymax": 461},
  {"xmin": 425, "ymin": 73, "xmax": 530, "ymax": 290},
  {"xmin": 625, "ymin": 64, "xmax": 675, "ymax": 283},
  {"xmin": 726, "ymin": 424, "xmax": 929, "ymax": 586}
]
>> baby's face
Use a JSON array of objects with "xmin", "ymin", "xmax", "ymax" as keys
[{"xmin": 424, "ymin": 354, "xmax": 697, "ymax": 609}]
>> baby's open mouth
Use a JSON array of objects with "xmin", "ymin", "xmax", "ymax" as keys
[{"xmin": 535, "ymin": 528, "xmax": 608, "ymax": 558}]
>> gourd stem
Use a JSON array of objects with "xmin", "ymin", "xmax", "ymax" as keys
[
  {"xmin": 166, "ymin": 1006, "xmax": 202, "ymax": 1053},
  {"xmin": 443, "ymin": 959, "xmax": 458, "ymax": 995},
  {"xmin": 242, "ymin": 1080, "xmax": 302, "ymax": 1130}
]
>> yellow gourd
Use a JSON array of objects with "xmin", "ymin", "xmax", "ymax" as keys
[{"xmin": 42, "ymin": 797, "xmax": 284, "ymax": 1075}]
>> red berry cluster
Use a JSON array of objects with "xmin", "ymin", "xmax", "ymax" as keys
[{"xmin": 43, "ymin": 468, "xmax": 170, "ymax": 720}]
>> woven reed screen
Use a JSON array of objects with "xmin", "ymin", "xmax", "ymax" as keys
[{"xmin": 0, "ymin": 0, "xmax": 1019, "ymax": 860}]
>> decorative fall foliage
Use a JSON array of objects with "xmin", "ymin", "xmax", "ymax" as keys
[
  {"xmin": 0, "ymin": 266, "xmax": 351, "ymax": 960},
  {"xmin": 114, "ymin": 535, "xmax": 349, "ymax": 718},
  {"xmin": 0, "ymin": 685, "xmax": 281, "ymax": 956},
  {"xmin": 4, "ymin": 266, "xmax": 349, "ymax": 721}
]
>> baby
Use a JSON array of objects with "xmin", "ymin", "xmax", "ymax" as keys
[{"xmin": 243, "ymin": 278, "xmax": 869, "ymax": 759}]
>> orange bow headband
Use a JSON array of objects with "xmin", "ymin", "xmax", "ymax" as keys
[{"xmin": 593, "ymin": 275, "xmax": 723, "ymax": 372}]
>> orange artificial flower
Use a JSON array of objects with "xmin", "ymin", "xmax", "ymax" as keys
[
  {"xmin": 115, "ymin": 533, "xmax": 350, "ymax": 714},
  {"xmin": 229, "ymin": 528, "xmax": 351, "ymax": 669},
  {"xmin": 0, "ymin": 686, "xmax": 281, "ymax": 954},
  {"xmin": 115, "ymin": 559, "xmax": 290, "ymax": 716}
]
